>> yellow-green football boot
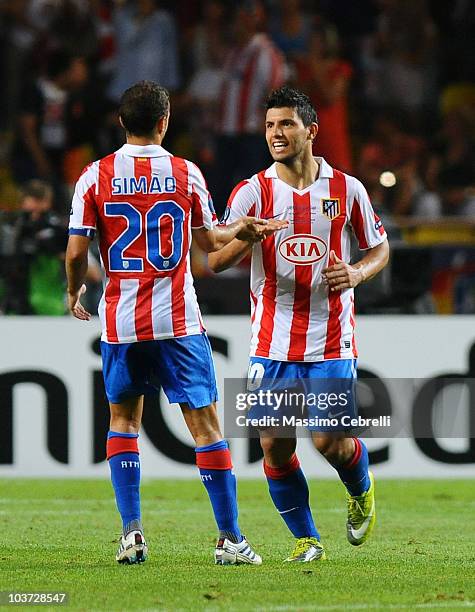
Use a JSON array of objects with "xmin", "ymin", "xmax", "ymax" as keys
[
  {"xmin": 284, "ymin": 537, "xmax": 326, "ymax": 562},
  {"xmin": 346, "ymin": 471, "xmax": 376, "ymax": 546}
]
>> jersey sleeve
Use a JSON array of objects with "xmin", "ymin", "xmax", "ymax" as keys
[
  {"xmin": 219, "ymin": 180, "xmax": 257, "ymax": 225},
  {"xmin": 348, "ymin": 178, "xmax": 387, "ymax": 249},
  {"xmin": 68, "ymin": 162, "xmax": 98, "ymax": 238},
  {"xmin": 187, "ymin": 162, "xmax": 218, "ymax": 230}
]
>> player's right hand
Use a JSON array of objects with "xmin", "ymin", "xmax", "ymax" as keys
[
  {"xmin": 237, "ymin": 217, "xmax": 288, "ymax": 243},
  {"xmin": 67, "ymin": 284, "xmax": 92, "ymax": 321}
]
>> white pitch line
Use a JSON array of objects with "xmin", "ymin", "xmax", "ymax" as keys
[{"xmin": 254, "ymin": 603, "xmax": 475, "ymax": 611}]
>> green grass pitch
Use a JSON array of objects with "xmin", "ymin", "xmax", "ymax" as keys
[{"xmin": 0, "ymin": 479, "xmax": 473, "ymax": 611}]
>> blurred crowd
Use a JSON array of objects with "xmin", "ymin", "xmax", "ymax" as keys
[{"xmin": 0, "ymin": 0, "xmax": 474, "ymax": 315}]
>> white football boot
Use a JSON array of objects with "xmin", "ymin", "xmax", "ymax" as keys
[
  {"xmin": 116, "ymin": 530, "xmax": 148, "ymax": 564},
  {"xmin": 214, "ymin": 536, "xmax": 262, "ymax": 565}
]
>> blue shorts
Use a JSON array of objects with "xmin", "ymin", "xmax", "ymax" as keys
[
  {"xmin": 247, "ymin": 357, "xmax": 357, "ymax": 431},
  {"xmin": 101, "ymin": 333, "xmax": 218, "ymax": 409}
]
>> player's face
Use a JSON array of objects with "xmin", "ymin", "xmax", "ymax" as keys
[{"xmin": 265, "ymin": 107, "xmax": 312, "ymax": 164}]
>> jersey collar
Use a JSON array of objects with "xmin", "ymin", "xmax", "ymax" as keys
[
  {"xmin": 118, "ymin": 144, "xmax": 172, "ymax": 158},
  {"xmin": 264, "ymin": 157, "xmax": 334, "ymax": 180}
]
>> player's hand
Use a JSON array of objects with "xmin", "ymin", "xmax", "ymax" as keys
[
  {"xmin": 260, "ymin": 218, "xmax": 289, "ymax": 237},
  {"xmin": 236, "ymin": 217, "xmax": 288, "ymax": 243},
  {"xmin": 322, "ymin": 250, "xmax": 364, "ymax": 291},
  {"xmin": 67, "ymin": 284, "xmax": 91, "ymax": 321}
]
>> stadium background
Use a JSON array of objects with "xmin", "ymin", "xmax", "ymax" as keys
[
  {"xmin": 0, "ymin": 0, "xmax": 474, "ymax": 318},
  {"xmin": 0, "ymin": 1, "xmax": 473, "ymax": 610},
  {"xmin": 0, "ymin": 0, "xmax": 472, "ymax": 477}
]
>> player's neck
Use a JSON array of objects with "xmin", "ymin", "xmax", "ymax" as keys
[
  {"xmin": 126, "ymin": 135, "xmax": 163, "ymax": 147},
  {"xmin": 276, "ymin": 153, "xmax": 319, "ymax": 190}
]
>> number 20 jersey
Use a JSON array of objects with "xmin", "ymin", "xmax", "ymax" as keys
[
  {"xmin": 69, "ymin": 143, "xmax": 217, "ymax": 343},
  {"xmin": 222, "ymin": 157, "xmax": 387, "ymax": 362}
]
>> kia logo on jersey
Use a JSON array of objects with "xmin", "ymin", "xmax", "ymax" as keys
[{"xmin": 278, "ymin": 234, "xmax": 327, "ymax": 265}]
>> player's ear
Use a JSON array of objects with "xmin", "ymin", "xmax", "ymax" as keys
[
  {"xmin": 309, "ymin": 122, "xmax": 318, "ymax": 142},
  {"xmin": 119, "ymin": 116, "xmax": 125, "ymax": 130},
  {"xmin": 158, "ymin": 113, "xmax": 169, "ymax": 137}
]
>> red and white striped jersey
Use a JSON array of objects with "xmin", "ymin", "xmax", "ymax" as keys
[
  {"xmin": 219, "ymin": 33, "xmax": 285, "ymax": 135},
  {"xmin": 69, "ymin": 143, "xmax": 217, "ymax": 343},
  {"xmin": 222, "ymin": 158, "xmax": 387, "ymax": 362}
]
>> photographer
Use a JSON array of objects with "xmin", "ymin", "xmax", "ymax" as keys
[{"xmin": 8, "ymin": 180, "xmax": 68, "ymax": 314}]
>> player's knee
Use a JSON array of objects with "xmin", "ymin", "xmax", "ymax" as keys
[
  {"xmin": 195, "ymin": 427, "xmax": 222, "ymax": 447},
  {"xmin": 260, "ymin": 435, "xmax": 277, "ymax": 456},
  {"xmin": 110, "ymin": 414, "xmax": 141, "ymax": 434},
  {"xmin": 259, "ymin": 435, "xmax": 294, "ymax": 466},
  {"xmin": 313, "ymin": 435, "xmax": 332, "ymax": 456},
  {"xmin": 187, "ymin": 419, "xmax": 222, "ymax": 446},
  {"xmin": 314, "ymin": 437, "xmax": 348, "ymax": 464}
]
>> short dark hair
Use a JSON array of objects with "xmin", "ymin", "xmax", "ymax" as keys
[
  {"xmin": 265, "ymin": 86, "xmax": 318, "ymax": 126},
  {"xmin": 119, "ymin": 81, "xmax": 170, "ymax": 137}
]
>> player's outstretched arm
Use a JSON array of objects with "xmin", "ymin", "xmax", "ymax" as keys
[
  {"xmin": 193, "ymin": 217, "xmax": 286, "ymax": 254},
  {"xmin": 207, "ymin": 218, "xmax": 288, "ymax": 273},
  {"xmin": 208, "ymin": 238, "xmax": 253, "ymax": 273},
  {"xmin": 192, "ymin": 216, "xmax": 265, "ymax": 254},
  {"xmin": 322, "ymin": 239, "xmax": 390, "ymax": 292},
  {"xmin": 65, "ymin": 235, "xmax": 92, "ymax": 320}
]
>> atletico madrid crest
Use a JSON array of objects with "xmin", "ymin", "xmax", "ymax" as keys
[{"xmin": 321, "ymin": 198, "xmax": 340, "ymax": 220}]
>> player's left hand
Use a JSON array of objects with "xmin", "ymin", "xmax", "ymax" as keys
[
  {"xmin": 67, "ymin": 284, "xmax": 92, "ymax": 321},
  {"xmin": 322, "ymin": 250, "xmax": 364, "ymax": 291}
]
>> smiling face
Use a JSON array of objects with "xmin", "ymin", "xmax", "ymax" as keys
[{"xmin": 265, "ymin": 107, "xmax": 317, "ymax": 165}]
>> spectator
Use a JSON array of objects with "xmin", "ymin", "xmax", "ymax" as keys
[
  {"xmin": 45, "ymin": 0, "xmax": 99, "ymax": 60},
  {"xmin": 269, "ymin": 0, "xmax": 312, "ymax": 59},
  {"xmin": 181, "ymin": 1, "xmax": 230, "ymax": 178},
  {"xmin": 62, "ymin": 67, "xmax": 109, "ymax": 196},
  {"xmin": 365, "ymin": 0, "xmax": 438, "ymax": 116},
  {"xmin": 6, "ymin": 180, "xmax": 68, "ymax": 315},
  {"xmin": 357, "ymin": 111, "xmax": 426, "ymax": 217},
  {"xmin": 185, "ymin": 41, "xmax": 225, "ymax": 177},
  {"xmin": 212, "ymin": 0, "xmax": 286, "ymax": 214},
  {"xmin": 439, "ymin": 165, "xmax": 475, "ymax": 217},
  {"xmin": 0, "ymin": 0, "xmax": 39, "ymax": 132},
  {"xmin": 434, "ymin": 0, "xmax": 475, "ymax": 84},
  {"xmin": 409, "ymin": 155, "xmax": 442, "ymax": 219},
  {"xmin": 436, "ymin": 107, "xmax": 475, "ymax": 175},
  {"xmin": 107, "ymin": 0, "xmax": 180, "ymax": 104},
  {"xmin": 10, "ymin": 49, "xmax": 89, "ymax": 206},
  {"xmin": 90, "ymin": 0, "xmax": 117, "ymax": 82},
  {"xmin": 416, "ymin": 106, "xmax": 475, "ymax": 217},
  {"xmin": 294, "ymin": 24, "xmax": 353, "ymax": 172},
  {"xmin": 188, "ymin": 0, "xmax": 229, "ymax": 72},
  {"xmin": 27, "ymin": 0, "xmax": 99, "ymax": 61}
]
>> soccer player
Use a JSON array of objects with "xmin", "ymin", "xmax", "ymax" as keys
[
  {"xmin": 65, "ymin": 81, "xmax": 285, "ymax": 566},
  {"xmin": 209, "ymin": 86, "xmax": 390, "ymax": 562}
]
